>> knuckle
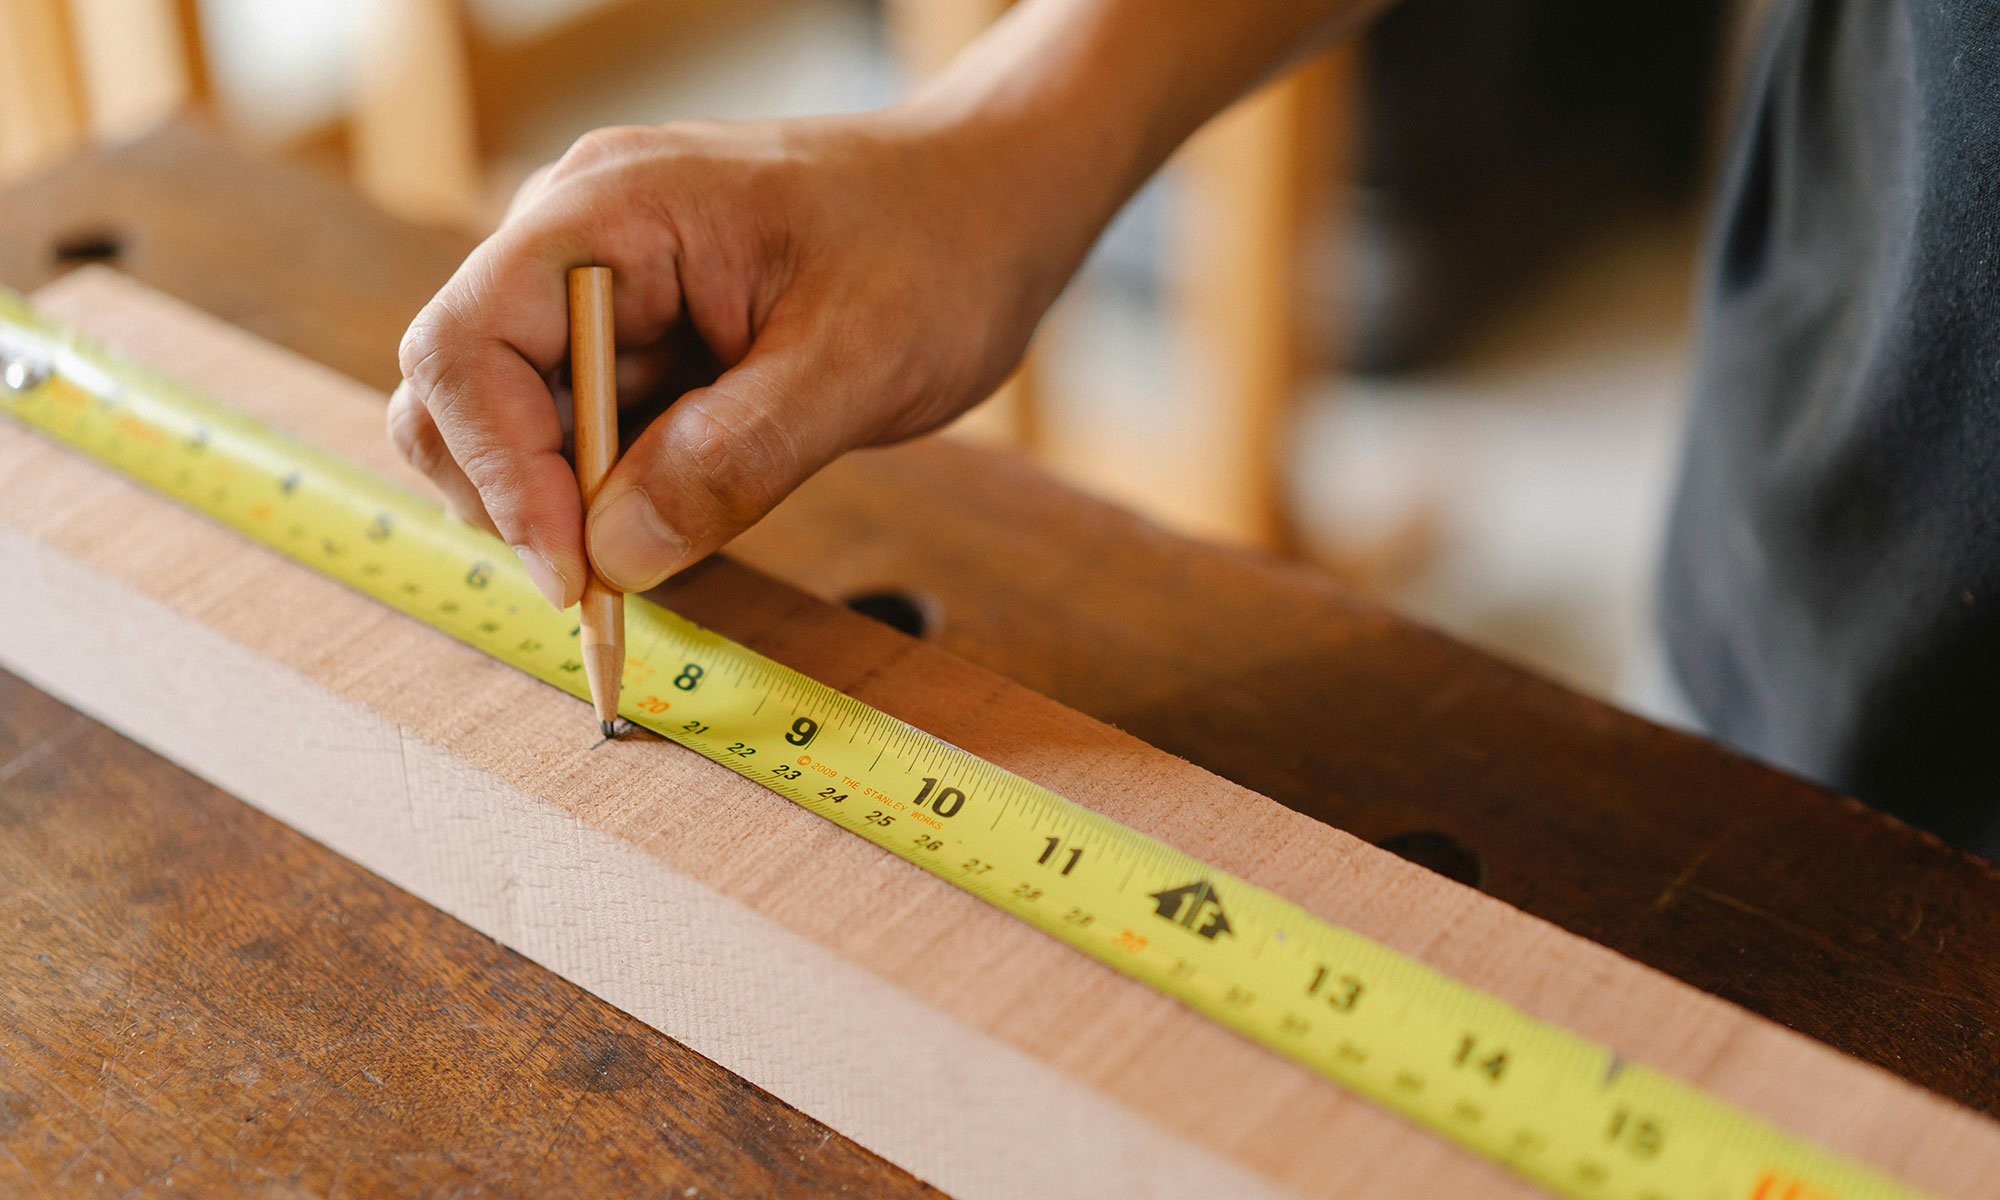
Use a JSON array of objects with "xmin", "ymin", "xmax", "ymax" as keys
[
  {"xmin": 448, "ymin": 440, "xmax": 522, "ymax": 536},
  {"xmin": 386, "ymin": 391, "xmax": 449, "ymax": 477},
  {"xmin": 410, "ymin": 342, "xmax": 485, "ymax": 434},
  {"xmin": 454, "ymin": 439, "xmax": 513, "ymax": 494},
  {"xmin": 384, "ymin": 389, "xmax": 421, "ymax": 454},
  {"xmin": 505, "ymin": 163, "xmax": 556, "ymax": 217},
  {"xmin": 398, "ymin": 302, "xmax": 457, "ymax": 383},
  {"xmin": 558, "ymin": 124, "xmax": 648, "ymax": 174},
  {"xmin": 677, "ymin": 402, "xmax": 791, "ymax": 528}
]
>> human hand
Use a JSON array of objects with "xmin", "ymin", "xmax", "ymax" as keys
[
  {"xmin": 388, "ymin": 110, "xmax": 1069, "ymax": 607},
  {"xmin": 388, "ymin": 0, "xmax": 1364, "ymax": 609}
]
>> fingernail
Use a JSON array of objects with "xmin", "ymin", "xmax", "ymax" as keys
[
  {"xmin": 513, "ymin": 544, "xmax": 570, "ymax": 609},
  {"xmin": 590, "ymin": 488, "xmax": 689, "ymax": 592}
]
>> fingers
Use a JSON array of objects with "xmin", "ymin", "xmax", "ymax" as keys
[
  {"xmin": 387, "ymin": 382, "xmax": 573, "ymax": 611},
  {"xmin": 392, "ymin": 156, "xmax": 690, "ymax": 610},
  {"xmin": 585, "ymin": 333, "xmax": 861, "ymax": 592},
  {"xmin": 386, "ymin": 382, "xmax": 496, "ymax": 534},
  {"xmin": 397, "ymin": 264, "xmax": 586, "ymax": 595}
]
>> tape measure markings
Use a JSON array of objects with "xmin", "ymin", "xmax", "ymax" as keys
[{"xmin": 0, "ymin": 289, "xmax": 1935, "ymax": 1200}]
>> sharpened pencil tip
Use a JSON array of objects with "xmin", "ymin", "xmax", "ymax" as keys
[{"xmin": 601, "ymin": 720, "xmax": 619, "ymax": 741}]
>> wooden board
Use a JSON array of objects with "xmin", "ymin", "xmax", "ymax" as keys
[
  {"xmin": 0, "ymin": 668, "xmax": 945, "ymax": 1198},
  {"xmin": 7, "ymin": 127, "xmax": 2000, "ymax": 1199},
  {"xmin": 8, "ymin": 127, "xmax": 1998, "ymax": 1124},
  {"xmin": 2, "ymin": 268, "xmax": 1995, "ymax": 1199}
]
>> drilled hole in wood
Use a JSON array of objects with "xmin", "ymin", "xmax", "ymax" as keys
[
  {"xmin": 51, "ymin": 230, "xmax": 125, "ymax": 266},
  {"xmin": 1377, "ymin": 830, "xmax": 1487, "ymax": 890},
  {"xmin": 843, "ymin": 590, "xmax": 932, "ymax": 638}
]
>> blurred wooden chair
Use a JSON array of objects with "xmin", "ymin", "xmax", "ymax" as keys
[
  {"xmin": 349, "ymin": 0, "xmax": 758, "ymax": 231},
  {"xmin": 884, "ymin": 0, "xmax": 1355, "ymax": 551},
  {"xmin": 1172, "ymin": 52, "xmax": 1353, "ymax": 550},
  {"xmin": 0, "ymin": 0, "xmax": 206, "ymax": 179}
]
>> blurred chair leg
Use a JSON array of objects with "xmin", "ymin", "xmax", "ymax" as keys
[
  {"xmin": 352, "ymin": 0, "xmax": 483, "ymax": 230},
  {"xmin": 63, "ymin": 0, "xmax": 200, "ymax": 142},
  {"xmin": 1169, "ymin": 49, "xmax": 1355, "ymax": 551},
  {"xmin": 884, "ymin": 0, "xmax": 1041, "ymax": 452},
  {"xmin": 0, "ymin": 0, "xmax": 84, "ymax": 179},
  {"xmin": 961, "ymin": 367, "xmax": 1041, "ymax": 449}
]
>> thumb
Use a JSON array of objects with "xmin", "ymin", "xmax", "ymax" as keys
[{"xmin": 584, "ymin": 341, "xmax": 860, "ymax": 592}]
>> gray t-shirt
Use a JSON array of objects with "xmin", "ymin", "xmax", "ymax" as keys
[{"xmin": 1662, "ymin": 0, "xmax": 2000, "ymax": 852}]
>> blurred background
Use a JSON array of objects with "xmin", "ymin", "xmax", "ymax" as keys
[{"xmin": 0, "ymin": 0, "xmax": 1779, "ymax": 724}]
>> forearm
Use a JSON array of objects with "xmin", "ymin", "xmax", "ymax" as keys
[
  {"xmin": 393, "ymin": 0, "xmax": 1383, "ymax": 600},
  {"xmin": 898, "ymin": 0, "xmax": 1380, "ymax": 293}
]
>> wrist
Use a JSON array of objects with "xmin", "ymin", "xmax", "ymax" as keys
[
  {"xmin": 883, "ymin": 32, "xmax": 1160, "ymax": 317},
  {"xmin": 881, "ymin": 0, "xmax": 1361, "ymax": 308}
]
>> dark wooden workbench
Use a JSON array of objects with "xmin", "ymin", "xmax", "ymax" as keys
[{"xmin": 3, "ymin": 125, "xmax": 1997, "ymax": 1195}]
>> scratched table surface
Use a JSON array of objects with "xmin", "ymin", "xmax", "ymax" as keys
[{"xmin": 2, "ymin": 124, "xmax": 1997, "ymax": 1196}]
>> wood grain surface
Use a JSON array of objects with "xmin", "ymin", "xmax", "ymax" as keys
[
  {"xmin": 0, "ymin": 125, "xmax": 933, "ymax": 1198},
  {"xmin": 0, "ymin": 670, "xmax": 941, "ymax": 1198},
  {"xmin": 5, "ymin": 267, "xmax": 1997, "ymax": 1199},
  {"xmin": 0, "ymin": 124, "xmax": 1997, "ymax": 1195},
  {"xmin": 739, "ymin": 443, "xmax": 2000, "ymax": 1115}
]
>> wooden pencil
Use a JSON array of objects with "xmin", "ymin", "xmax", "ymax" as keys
[{"xmin": 567, "ymin": 265, "xmax": 625, "ymax": 738}]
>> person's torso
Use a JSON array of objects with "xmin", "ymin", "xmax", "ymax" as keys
[{"xmin": 1663, "ymin": 0, "xmax": 2000, "ymax": 850}]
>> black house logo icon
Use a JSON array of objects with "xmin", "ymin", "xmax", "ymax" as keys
[{"xmin": 1148, "ymin": 880, "xmax": 1233, "ymax": 940}]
